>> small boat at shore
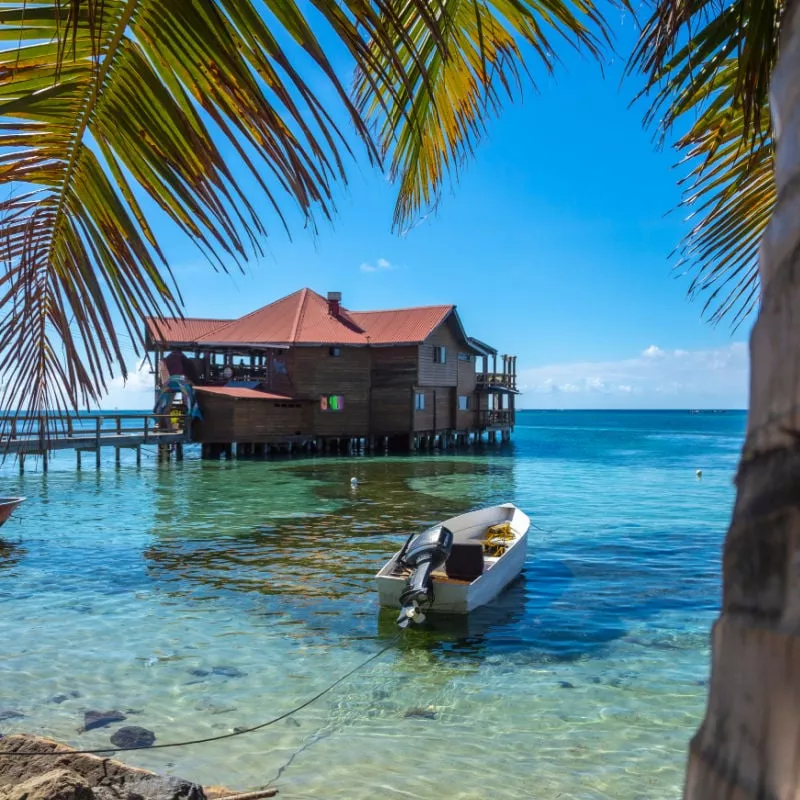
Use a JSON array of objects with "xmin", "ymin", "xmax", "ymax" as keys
[
  {"xmin": 0, "ymin": 498, "xmax": 25, "ymax": 528},
  {"xmin": 376, "ymin": 503, "xmax": 530, "ymax": 627}
]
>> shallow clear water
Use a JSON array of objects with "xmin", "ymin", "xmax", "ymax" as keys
[{"xmin": 0, "ymin": 410, "xmax": 744, "ymax": 798}]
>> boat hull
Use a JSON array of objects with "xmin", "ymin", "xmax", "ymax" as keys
[
  {"xmin": 375, "ymin": 503, "xmax": 529, "ymax": 615},
  {"xmin": 0, "ymin": 498, "xmax": 24, "ymax": 528}
]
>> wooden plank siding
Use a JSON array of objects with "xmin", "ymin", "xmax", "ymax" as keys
[
  {"xmin": 418, "ymin": 318, "xmax": 460, "ymax": 387},
  {"xmin": 456, "ymin": 348, "xmax": 478, "ymax": 431},
  {"xmin": 371, "ymin": 346, "xmax": 418, "ymax": 435},
  {"xmin": 413, "ymin": 388, "xmax": 434, "ymax": 431},
  {"xmin": 371, "ymin": 387, "xmax": 413, "ymax": 435},
  {"xmin": 192, "ymin": 394, "xmax": 309, "ymax": 443},
  {"xmin": 290, "ymin": 346, "xmax": 371, "ymax": 436}
]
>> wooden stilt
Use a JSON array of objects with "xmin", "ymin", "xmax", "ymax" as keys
[
  {"xmin": 115, "ymin": 447, "xmax": 121, "ymax": 468},
  {"xmin": 136, "ymin": 446, "xmax": 141, "ymax": 467},
  {"xmin": 77, "ymin": 450, "xmax": 82, "ymax": 470},
  {"xmin": 176, "ymin": 443, "xmax": 184, "ymax": 461}
]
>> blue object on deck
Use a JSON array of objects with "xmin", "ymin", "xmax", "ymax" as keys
[{"xmin": 154, "ymin": 375, "xmax": 202, "ymax": 420}]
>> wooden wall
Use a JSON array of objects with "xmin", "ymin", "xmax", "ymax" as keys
[
  {"xmin": 456, "ymin": 347, "xmax": 477, "ymax": 431},
  {"xmin": 371, "ymin": 346, "xmax": 417, "ymax": 435},
  {"xmin": 411, "ymin": 387, "xmax": 455, "ymax": 432},
  {"xmin": 290, "ymin": 346, "xmax": 371, "ymax": 436},
  {"xmin": 413, "ymin": 388, "xmax": 433, "ymax": 431},
  {"xmin": 371, "ymin": 346, "xmax": 418, "ymax": 387},
  {"xmin": 371, "ymin": 387, "xmax": 413, "ymax": 435},
  {"xmin": 418, "ymin": 319, "xmax": 460, "ymax": 386},
  {"xmin": 192, "ymin": 393, "xmax": 309, "ymax": 443}
]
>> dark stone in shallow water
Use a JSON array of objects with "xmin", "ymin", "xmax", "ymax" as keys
[
  {"xmin": 559, "ymin": 681, "xmax": 575, "ymax": 689},
  {"xmin": 403, "ymin": 707, "xmax": 436, "ymax": 720},
  {"xmin": 109, "ymin": 726, "xmax": 155, "ymax": 749},
  {"xmin": 83, "ymin": 710, "xmax": 126, "ymax": 732},
  {"xmin": 0, "ymin": 710, "xmax": 24, "ymax": 721},
  {"xmin": 50, "ymin": 691, "xmax": 81, "ymax": 705},
  {"xmin": 188, "ymin": 669, "xmax": 210, "ymax": 678},
  {"xmin": 211, "ymin": 666, "xmax": 246, "ymax": 678}
]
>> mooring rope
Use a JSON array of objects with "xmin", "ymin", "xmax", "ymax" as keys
[{"xmin": 0, "ymin": 638, "xmax": 399, "ymax": 757}]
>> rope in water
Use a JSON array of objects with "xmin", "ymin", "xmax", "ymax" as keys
[{"xmin": 0, "ymin": 638, "xmax": 399, "ymax": 757}]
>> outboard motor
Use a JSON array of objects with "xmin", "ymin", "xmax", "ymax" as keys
[{"xmin": 396, "ymin": 525, "xmax": 453, "ymax": 628}]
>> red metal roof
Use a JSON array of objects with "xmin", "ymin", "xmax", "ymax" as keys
[
  {"xmin": 194, "ymin": 386, "xmax": 294, "ymax": 400},
  {"xmin": 198, "ymin": 289, "xmax": 369, "ymax": 346},
  {"xmin": 350, "ymin": 306, "xmax": 453, "ymax": 345},
  {"xmin": 146, "ymin": 317, "xmax": 230, "ymax": 345},
  {"xmin": 151, "ymin": 290, "xmax": 460, "ymax": 348}
]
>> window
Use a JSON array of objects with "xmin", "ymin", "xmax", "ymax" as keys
[
  {"xmin": 433, "ymin": 346, "xmax": 446, "ymax": 364},
  {"xmin": 329, "ymin": 347, "xmax": 341, "ymax": 357},
  {"xmin": 320, "ymin": 394, "xmax": 344, "ymax": 411},
  {"xmin": 415, "ymin": 392, "xmax": 425, "ymax": 411},
  {"xmin": 458, "ymin": 395, "xmax": 471, "ymax": 411},
  {"xmin": 457, "ymin": 352, "xmax": 471, "ymax": 362}
]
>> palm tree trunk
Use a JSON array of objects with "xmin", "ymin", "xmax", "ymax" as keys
[{"xmin": 684, "ymin": 0, "xmax": 800, "ymax": 795}]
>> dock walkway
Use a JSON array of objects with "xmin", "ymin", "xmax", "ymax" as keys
[{"xmin": 0, "ymin": 414, "xmax": 187, "ymax": 471}]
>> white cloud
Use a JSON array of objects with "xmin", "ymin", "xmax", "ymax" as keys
[
  {"xmin": 642, "ymin": 344, "xmax": 666, "ymax": 359},
  {"xmin": 97, "ymin": 358, "xmax": 155, "ymax": 410},
  {"xmin": 518, "ymin": 342, "xmax": 748, "ymax": 409},
  {"xmin": 360, "ymin": 257, "xmax": 394, "ymax": 273}
]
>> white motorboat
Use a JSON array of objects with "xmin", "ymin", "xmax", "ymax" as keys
[{"xmin": 376, "ymin": 503, "xmax": 530, "ymax": 627}]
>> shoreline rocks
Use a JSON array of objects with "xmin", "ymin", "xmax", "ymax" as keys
[{"xmin": 0, "ymin": 735, "xmax": 205, "ymax": 800}]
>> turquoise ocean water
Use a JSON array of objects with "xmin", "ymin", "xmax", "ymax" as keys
[{"xmin": 0, "ymin": 410, "xmax": 744, "ymax": 798}]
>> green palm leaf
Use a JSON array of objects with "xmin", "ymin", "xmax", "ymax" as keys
[
  {"xmin": 629, "ymin": 0, "xmax": 782, "ymax": 325},
  {"xmin": 353, "ymin": 0, "xmax": 614, "ymax": 230},
  {"xmin": 0, "ymin": 0, "xmax": 611, "ymax": 421}
]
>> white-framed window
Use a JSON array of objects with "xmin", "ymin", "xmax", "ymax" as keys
[
  {"xmin": 433, "ymin": 345, "xmax": 446, "ymax": 364},
  {"xmin": 329, "ymin": 347, "xmax": 341, "ymax": 357},
  {"xmin": 415, "ymin": 392, "xmax": 425, "ymax": 411},
  {"xmin": 458, "ymin": 395, "xmax": 471, "ymax": 411}
]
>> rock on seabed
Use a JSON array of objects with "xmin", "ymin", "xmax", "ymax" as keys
[{"xmin": 0, "ymin": 735, "xmax": 205, "ymax": 800}]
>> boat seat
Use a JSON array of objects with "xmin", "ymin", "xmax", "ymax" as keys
[{"xmin": 444, "ymin": 542, "xmax": 485, "ymax": 582}]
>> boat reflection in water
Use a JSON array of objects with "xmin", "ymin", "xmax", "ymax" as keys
[{"xmin": 376, "ymin": 574, "xmax": 528, "ymax": 655}]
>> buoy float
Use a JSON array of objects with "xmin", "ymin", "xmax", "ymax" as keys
[
  {"xmin": 350, "ymin": 477, "xmax": 358, "ymax": 488},
  {"xmin": 696, "ymin": 469, "xmax": 703, "ymax": 479}
]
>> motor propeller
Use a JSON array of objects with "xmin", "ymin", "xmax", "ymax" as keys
[{"xmin": 396, "ymin": 524, "xmax": 453, "ymax": 627}]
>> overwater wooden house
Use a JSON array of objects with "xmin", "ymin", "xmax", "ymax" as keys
[{"xmin": 145, "ymin": 289, "xmax": 517, "ymax": 456}]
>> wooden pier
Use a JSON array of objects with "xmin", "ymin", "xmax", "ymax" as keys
[{"xmin": 0, "ymin": 414, "xmax": 187, "ymax": 472}]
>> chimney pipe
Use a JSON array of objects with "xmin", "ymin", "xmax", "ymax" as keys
[{"xmin": 327, "ymin": 291, "xmax": 342, "ymax": 317}]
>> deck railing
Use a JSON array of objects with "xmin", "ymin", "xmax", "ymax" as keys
[
  {"xmin": 0, "ymin": 413, "xmax": 186, "ymax": 445},
  {"xmin": 479, "ymin": 409, "xmax": 515, "ymax": 428},
  {"xmin": 476, "ymin": 372, "xmax": 517, "ymax": 391}
]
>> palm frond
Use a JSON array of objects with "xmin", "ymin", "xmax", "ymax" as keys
[
  {"xmin": 630, "ymin": 0, "xmax": 783, "ymax": 141},
  {"xmin": 629, "ymin": 1, "xmax": 781, "ymax": 326},
  {"xmin": 0, "ymin": 0, "xmax": 474, "ymax": 421},
  {"xmin": 674, "ymin": 74, "xmax": 774, "ymax": 328},
  {"xmin": 354, "ymin": 0, "xmax": 615, "ymax": 230}
]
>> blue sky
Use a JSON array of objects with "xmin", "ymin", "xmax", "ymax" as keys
[{"xmin": 104, "ymin": 15, "xmax": 750, "ymax": 411}]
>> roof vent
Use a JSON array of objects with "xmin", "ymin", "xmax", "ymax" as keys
[{"xmin": 327, "ymin": 291, "xmax": 342, "ymax": 317}]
